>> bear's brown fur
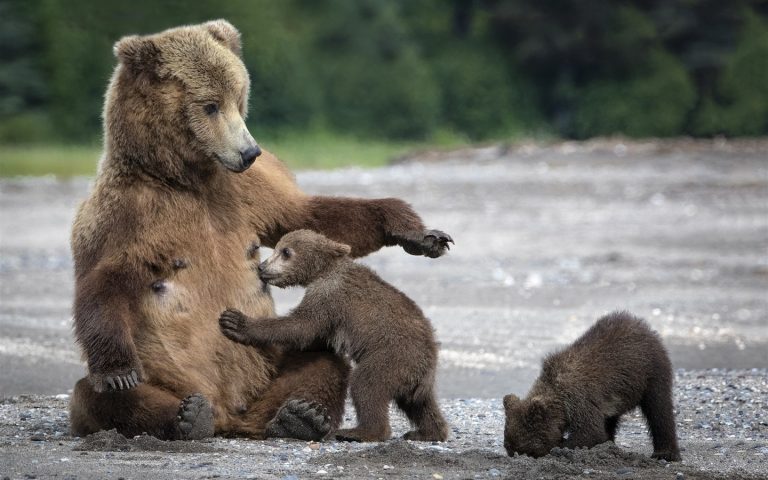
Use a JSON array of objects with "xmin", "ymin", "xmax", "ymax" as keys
[
  {"xmin": 69, "ymin": 20, "xmax": 452, "ymax": 441},
  {"xmin": 219, "ymin": 230, "xmax": 449, "ymax": 442},
  {"xmin": 503, "ymin": 312, "xmax": 680, "ymax": 461}
]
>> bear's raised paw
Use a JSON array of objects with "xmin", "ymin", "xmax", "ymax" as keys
[{"xmin": 400, "ymin": 229, "xmax": 454, "ymax": 258}]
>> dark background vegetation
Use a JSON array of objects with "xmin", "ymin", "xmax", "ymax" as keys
[{"xmin": 1, "ymin": 0, "xmax": 767, "ymax": 146}]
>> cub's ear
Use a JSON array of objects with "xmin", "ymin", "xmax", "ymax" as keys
[
  {"xmin": 114, "ymin": 35, "xmax": 161, "ymax": 72},
  {"xmin": 204, "ymin": 19, "xmax": 242, "ymax": 57},
  {"xmin": 527, "ymin": 397, "xmax": 550, "ymax": 420},
  {"xmin": 503, "ymin": 394, "xmax": 520, "ymax": 410},
  {"xmin": 327, "ymin": 239, "xmax": 352, "ymax": 258}
]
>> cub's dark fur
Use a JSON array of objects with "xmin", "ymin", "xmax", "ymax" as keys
[
  {"xmin": 220, "ymin": 229, "xmax": 449, "ymax": 442},
  {"xmin": 503, "ymin": 311, "xmax": 680, "ymax": 461}
]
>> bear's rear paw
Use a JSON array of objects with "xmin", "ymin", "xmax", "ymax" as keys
[
  {"xmin": 266, "ymin": 399, "xmax": 330, "ymax": 441},
  {"xmin": 652, "ymin": 450, "xmax": 681, "ymax": 462},
  {"xmin": 176, "ymin": 393, "xmax": 214, "ymax": 440},
  {"xmin": 400, "ymin": 230, "xmax": 454, "ymax": 258}
]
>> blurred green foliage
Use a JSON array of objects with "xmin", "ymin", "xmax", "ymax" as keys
[{"xmin": 0, "ymin": 0, "xmax": 766, "ymax": 146}]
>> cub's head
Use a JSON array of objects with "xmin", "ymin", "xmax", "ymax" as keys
[
  {"xmin": 502, "ymin": 394, "xmax": 566, "ymax": 458},
  {"xmin": 259, "ymin": 230, "xmax": 351, "ymax": 288},
  {"xmin": 108, "ymin": 20, "xmax": 261, "ymax": 177}
]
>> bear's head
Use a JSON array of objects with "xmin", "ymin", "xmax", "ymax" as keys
[
  {"xmin": 503, "ymin": 394, "xmax": 566, "ymax": 458},
  {"xmin": 258, "ymin": 230, "xmax": 352, "ymax": 288},
  {"xmin": 106, "ymin": 20, "xmax": 261, "ymax": 182}
]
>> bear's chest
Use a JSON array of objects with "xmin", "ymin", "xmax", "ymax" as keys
[{"xmin": 138, "ymin": 205, "xmax": 272, "ymax": 328}]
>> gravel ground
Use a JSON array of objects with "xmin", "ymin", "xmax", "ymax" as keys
[
  {"xmin": 1, "ymin": 139, "xmax": 767, "ymax": 478},
  {"xmin": 0, "ymin": 370, "xmax": 766, "ymax": 479}
]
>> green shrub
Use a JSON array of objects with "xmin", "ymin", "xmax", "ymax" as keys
[
  {"xmin": 571, "ymin": 51, "xmax": 696, "ymax": 138},
  {"xmin": 692, "ymin": 10, "xmax": 768, "ymax": 136},
  {"xmin": 431, "ymin": 45, "xmax": 542, "ymax": 140},
  {"xmin": 0, "ymin": 112, "xmax": 55, "ymax": 144},
  {"xmin": 304, "ymin": 1, "xmax": 440, "ymax": 139}
]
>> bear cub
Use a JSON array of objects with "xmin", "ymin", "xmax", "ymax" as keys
[
  {"xmin": 219, "ymin": 229, "xmax": 449, "ymax": 442},
  {"xmin": 503, "ymin": 311, "xmax": 680, "ymax": 461}
]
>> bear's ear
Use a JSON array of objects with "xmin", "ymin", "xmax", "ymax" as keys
[
  {"xmin": 204, "ymin": 19, "xmax": 242, "ymax": 57},
  {"xmin": 114, "ymin": 35, "xmax": 161, "ymax": 72},
  {"xmin": 503, "ymin": 394, "xmax": 520, "ymax": 410}
]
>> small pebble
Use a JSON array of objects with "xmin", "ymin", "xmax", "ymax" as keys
[{"xmin": 616, "ymin": 467, "xmax": 633, "ymax": 475}]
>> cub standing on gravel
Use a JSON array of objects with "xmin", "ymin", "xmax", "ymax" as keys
[
  {"xmin": 503, "ymin": 311, "xmax": 681, "ymax": 461},
  {"xmin": 219, "ymin": 229, "xmax": 449, "ymax": 442}
]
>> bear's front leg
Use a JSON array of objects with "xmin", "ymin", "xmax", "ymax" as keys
[{"xmin": 295, "ymin": 196, "xmax": 453, "ymax": 258}]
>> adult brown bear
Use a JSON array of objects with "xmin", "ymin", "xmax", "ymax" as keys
[{"xmin": 68, "ymin": 20, "xmax": 452, "ymax": 441}]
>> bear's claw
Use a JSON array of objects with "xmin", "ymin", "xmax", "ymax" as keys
[
  {"xmin": 266, "ymin": 399, "xmax": 331, "ymax": 441},
  {"xmin": 176, "ymin": 393, "xmax": 215, "ymax": 440},
  {"xmin": 91, "ymin": 369, "xmax": 141, "ymax": 393},
  {"xmin": 401, "ymin": 229, "xmax": 454, "ymax": 258}
]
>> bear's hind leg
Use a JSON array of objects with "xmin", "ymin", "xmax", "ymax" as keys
[
  {"xmin": 640, "ymin": 377, "xmax": 681, "ymax": 461},
  {"xmin": 397, "ymin": 385, "xmax": 449, "ymax": 442},
  {"xmin": 69, "ymin": 377, "xmax": 214, "ymax": 440},
  {"xmin": 233, "ymin": 351, "xmax": 348, "ymax": 440}
]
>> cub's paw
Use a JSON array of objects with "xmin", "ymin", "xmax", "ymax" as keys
[
  {"xmin": 266, "ymin": 399, "xmax": 330, "ymax": 441},
  {"xmin": 219, "ymin": 308, "xmax": 251, "ymax": 344},
  {"xmin": 335, "ymin": 427, "xmax": 389, "ymax": 442},
  {"xmin": 652, "ymin": 450, "xmax": 682, "ymax": 462},
  {"xmin": 176, "ymin": 393, "xmax": 215, "ymax": 440},
  {"xmin": 89, "ymin": 369, "xmax": 141, "ymax": 393},
  {"xmin": 401, "ymin": 230, "xmax": 454, "ymax": 258}
]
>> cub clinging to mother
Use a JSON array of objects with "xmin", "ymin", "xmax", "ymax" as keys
[{"xmin": 220, "ymin": 229, "xmax": 449, "ymax": 442}]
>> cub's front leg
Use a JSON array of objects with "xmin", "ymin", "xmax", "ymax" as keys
[
  {"xmin": 219, "ymin": 308, "xmax": 320, "ymax": 350},
  {"xmin": 219, "ymin": 308, "xmax": 261, "ymax": 346}
]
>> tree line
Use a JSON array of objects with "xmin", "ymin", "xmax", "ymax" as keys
[{"xmin": 1, "ymin": 0, "xmax": 767, "ymax": 144}]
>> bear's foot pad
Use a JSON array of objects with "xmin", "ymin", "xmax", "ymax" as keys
[
  {"xmin": 176, "ymin": 393, "xmax": 214, "ymax": 440},
  {"xmin": 266, "ymin": 399, "xmax": 330, "ymax": 441}
]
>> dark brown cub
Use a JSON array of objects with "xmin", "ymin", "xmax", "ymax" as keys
[{"xmin": 503, "ymin": 311, "xmax": 680, "ymax": 461}]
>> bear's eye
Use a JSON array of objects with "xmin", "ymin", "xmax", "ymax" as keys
[
  {"xmin": 281, "ymin": 248, "xmax": 292, "ymax": 259},
  {"xmin": 203, "ymin": 103, "xmax": 219, "ymax": 115}
]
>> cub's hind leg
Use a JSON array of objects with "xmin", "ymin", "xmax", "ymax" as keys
[
  {"xmin": 397, "ymin": 383, "xmax": 449, "ymax": 442},
  {"xmin": 640, "ymin": 376, "xmax": 681, "ymax": 461},
  {"xmin": 335, "ymin": 361, "xmax": 392, "ymax": 442}
]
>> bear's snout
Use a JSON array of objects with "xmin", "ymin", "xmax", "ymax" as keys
[{"xmin": 240, "ymin": 146, "xmax": 262, "ymax": 169}]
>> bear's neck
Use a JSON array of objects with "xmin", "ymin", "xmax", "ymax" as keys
[{"xmin": 104, "ymin": 142, "xmax": 221, "ymax": 193}]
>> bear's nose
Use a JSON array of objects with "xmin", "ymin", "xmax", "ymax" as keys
[
  {"xmin": 257, "ymin": 261, "xmax": 266, "ymax": 273},
  {"xmin": 240, "ymin": 146, "xmax": 262, "ymax": 168}
]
